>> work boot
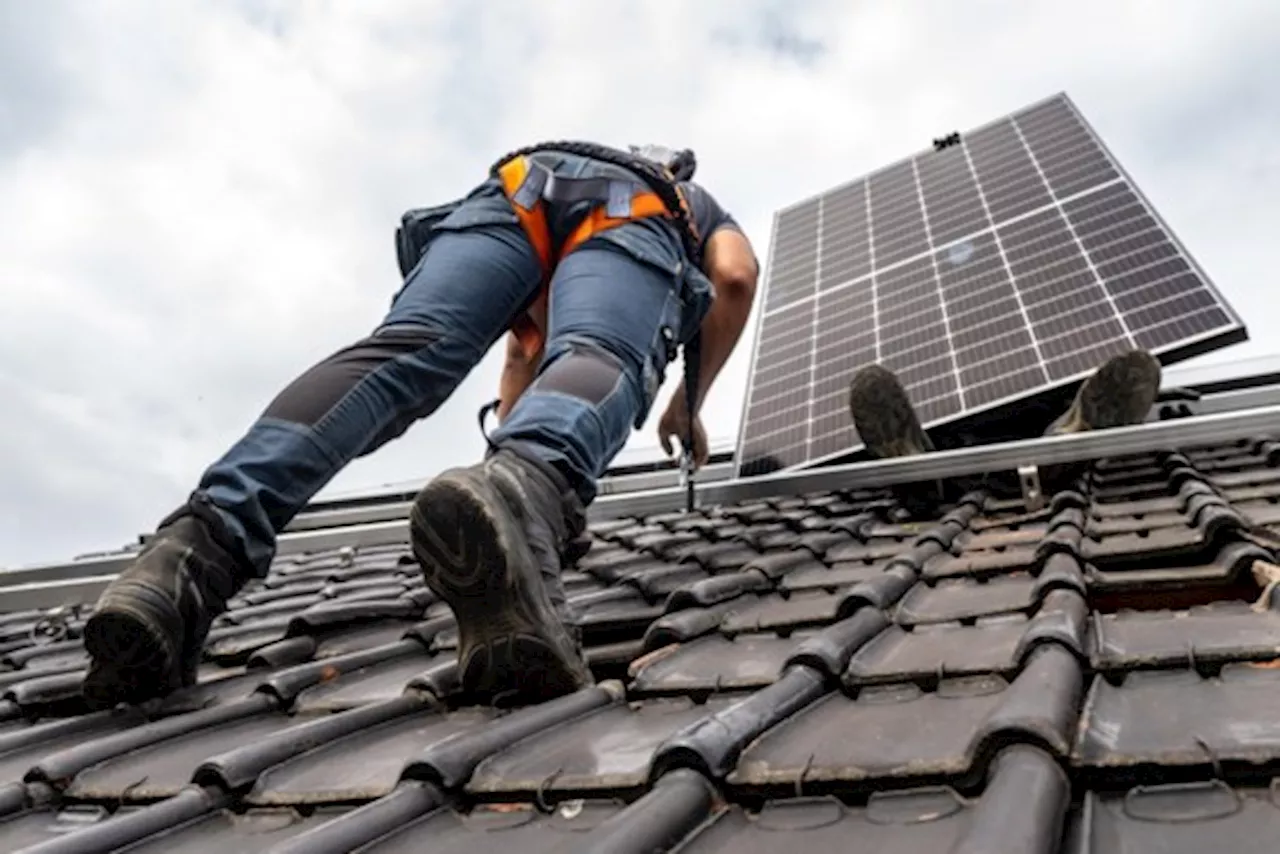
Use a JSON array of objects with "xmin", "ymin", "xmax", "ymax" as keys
[
  {"xmin": 410, "ymin": 448, "xmax": 592, "ymax": 704},
  {"xmin": 848, "ymin": 364, "xmax": 945, "ymax": 516},
  {"xmin": 82, "ymin": 502, "xmax": 241, "ymax": 709},
  {"xmin": 848, "ymin": 364, "xmax": 936, "ymax": 459},
  {"xmin": 1050, "ymin": 349, "xmax": 1163, "ymax": 434}
]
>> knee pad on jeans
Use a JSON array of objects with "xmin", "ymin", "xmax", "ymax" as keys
[{"xmin": 531, "ymin": 342, "xmax": 628, "ymax": 405}]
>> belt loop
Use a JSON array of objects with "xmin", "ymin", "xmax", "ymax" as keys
[{"xmin": 605, "ymin": 180, "xmax": 633, "ymax": 218}]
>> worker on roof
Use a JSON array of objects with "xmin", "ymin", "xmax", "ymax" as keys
[{"xmin": 82, "ymin": 142, "xmax": 759, "ymax": 708}]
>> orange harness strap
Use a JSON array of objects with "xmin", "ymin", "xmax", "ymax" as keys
[
  {"xmin": 497, "ymin": 157, "xmax": 553, "ymax": 361},
  {"xmin": 496, "ymin": 155, "xmax": 674, "ymax": 360}
]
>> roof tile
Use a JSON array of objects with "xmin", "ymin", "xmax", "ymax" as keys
[{"xmin": 5, "ymin": 435, "xmax": 1280, "ymax": 852}]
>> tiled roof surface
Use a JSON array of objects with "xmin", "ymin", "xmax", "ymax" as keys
[{"xmin": 3, "ymin": 438, "xmax": 1280, "ymax": 852}]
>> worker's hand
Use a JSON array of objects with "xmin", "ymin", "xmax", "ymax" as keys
[{"xmin": 657, "ymin": 394, "xmax": 709, "ymax": 469}]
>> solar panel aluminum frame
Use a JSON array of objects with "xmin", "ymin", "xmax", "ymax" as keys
[{"xmin": 733, "ymin": 92, "xmax": 1247, "ymax": 478}]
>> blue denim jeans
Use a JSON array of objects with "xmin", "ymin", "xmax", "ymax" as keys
[{"xmin": 191, "ymin": 164, "xmax": 713, "ymax": 577}]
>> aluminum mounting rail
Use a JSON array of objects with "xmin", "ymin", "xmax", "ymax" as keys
[
  {"xmin": 5, "ymin": 401, "xmax": 1280, "ymax": 611},
  {"xmin": 588, "ymin": 401, "xmax": 1280, "ymax": 520}
]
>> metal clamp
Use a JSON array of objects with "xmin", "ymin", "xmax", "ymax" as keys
[{"xmin": 1018, "ymin": 464, "xmax": 1045, "ymax": 512}]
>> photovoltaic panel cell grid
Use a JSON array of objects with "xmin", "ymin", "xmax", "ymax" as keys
[{"xmin": 736, "ymin": 92, "xmax": 1245, "ymax": 477}]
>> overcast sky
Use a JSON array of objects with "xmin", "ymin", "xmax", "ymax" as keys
[{"xmin": 2, "ymin": 0, "xmax": 1277, "ymax": 568}]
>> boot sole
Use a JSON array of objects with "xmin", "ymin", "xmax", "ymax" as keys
[
  {"xmin": 848, "ymin": 365, "xmax": 934, "ymax": 458},
  {"xmin": 82, "ymin": 583, "xmax": 182, "ymax": 709},
  {"xmin": 1076, "ymin": 350, "xmax": 1162, "ymax": 430},
  {"xmin": 410, "ymin": 471, "xmax": 587, "ymax": 704}
]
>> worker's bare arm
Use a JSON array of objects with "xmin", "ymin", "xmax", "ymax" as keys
[
  {"xmin": 686, "ymin": 227, "xmax": 759, "ymax": 410},
  {"xmin": 497, "ymin": 332, "xmax": 542, "ymax": 422},
  {"xmin": 656, "ymin": 226, "xmax": 759, "ymax": 464}
]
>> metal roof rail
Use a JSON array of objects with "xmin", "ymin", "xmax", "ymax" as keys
[{"xmin": 5, "ymin": 401, "xmax": 1279, "ymax": 612}]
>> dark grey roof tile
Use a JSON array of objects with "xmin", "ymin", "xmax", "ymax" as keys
[
  {"xmin": 770, "ymin": 557, "xmax": 851, "ymax": 592},
  {"xmin": 629, "ymin": 633, "xmax": 803, "ymax": 695},
  {"xmin": 1086, "ymin": 540, "xmax": 1268, "ymax": 593},
  {"xmin": 893, "ymin": 554, "xmax": 1083, "ymax": 627},
  {"xmin": 13, "ymin": 435, "xmax": 1280, "ymax": 851},
  {"xmin": 683, "ymin": 542, "xmax": 761, "ymax": 572},
  {"xmin": 787, "ymin": 530, "xmax": 856, "ymax": 560},
  {"xmin": 360, "ymin": 796, "xmax": 632, "ymax": 854},
  {"xmin": 0, "ymin": 787, "xmax": 222, "ymax": 853},
  {"xmin": 574, "ymin": 544, "xmax": 648, "ymax": 577},
  {"xmin": 650, "ymin": 665, "xmax": 827, "ymax": 782},
  {"xmin": 1067, "ymin": 781, "xmax": 1280, "ymax": 854},
  {"xmin": 846, "ymin": 589, "xmax": 1088, "ymax": 688},
  {"xmin": 1074, "ymin": 664, "xmax": 1280, "ymax": 779},
  {"xmin": 642, "ymin": 597, "xmax": 761, "ymax": 651},
  {"xmin": 257, "ymin": 639, "xmax": 429, "ymax": 705},
  {"xmin": 214, "ymin": 593, "xmax": 325, "ymax": 626},
  {"xmin": 1213, "ymin": 466, "xmax": 1280, "ymax": 490},
  {"xmin": 720, "ymin": 592, "xmax": 842, "ymax": 636},
  {"xmin": 786, "ymin": 609, "xmax": 892, "ymax": 680},
  {"xmin": 403, "ymin": 682, "xmax": 623, "ymax": 790},
  {"xmin": 467, "ymin": 694, "xmax": 738, "ymax": 796},
  {"xmin": 954, "ymin": 525, "xmax": 1049, "ymax": 550},
  {"xmin": 294, "ymin": 652, "xmax": 446, "ymax": 712},
  {"xmin": 198, "ymin": 693, "xmax": 434, "ymax": 797},
  {"xmin": 125, "ymin": 804, "xmax": 343, "ymax": 854},
  {"xmin": 35, "ymin": 695, "xmax": 280, "ymax": 800},
  {"xmin": 922, "ymin": 545, "xmax": 1036, "ymax": 581},
  {"xmin": 679, "ymin": 745, "xmax": 1066, "ymax": 854},
  {"xmin": 617, "ymin": 562, "xmax": 708, "ymax": 600},
  {"xmin": 1091, "ymin": 601, "xmax": 1280, "ymax": 673},
  {"xmin": 664, "ymin": 570, "xmax": 771, "ymax": 612},
  {"xmin": 729, "ymin": 646, "xmax": 1082, "ymax": 792},
  {"xmin": 0, "ymin": 710, "xmax": 146, "ymax": 786},
  {"xmin": 206, "ymin": 620, "xmax": 294, "ymax": 664},
  {"xmin": 4, "ymin": 640, "xmax": 88, "ymax": 672}
]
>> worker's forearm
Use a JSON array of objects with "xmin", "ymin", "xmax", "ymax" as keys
[
  {"xmin": 685, "ymin": 281, "xmax": 755, "ymax": 412},
  {"xmin": 497, "ymin": 336, "xmax": 541, "ymax": 422}
]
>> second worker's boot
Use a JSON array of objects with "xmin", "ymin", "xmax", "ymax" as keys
[
  {"xmin": 410, "ymin": 448, "xmax": 593, "ymax": 704},
  {"xmin": 848, "ymin": 364, "xmax": 945, "ymax": 516},
  {"xmin": 848, "ymin": 364, "xmax": 936, "ymax": 459},
  {"xmin": 1051, "ymin": 349, "xmax": 1163, "ymax": 434},
  {"xmin": 82, "ymin": 499, "xmax": 243, "ymax": 709}
]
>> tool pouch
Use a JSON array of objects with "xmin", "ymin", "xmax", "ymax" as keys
[{"xmin": 394, "ymin": 199, "xmax": 463, "ymax": 279}]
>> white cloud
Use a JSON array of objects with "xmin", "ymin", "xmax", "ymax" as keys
[{"xmin": 1, "ymin": 0, "xmax": 1276, "ymax": 566}]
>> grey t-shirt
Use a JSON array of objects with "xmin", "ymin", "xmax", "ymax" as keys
[{"xmin": 679, "ymin": 180, "xmax": 745, "ymax": 257}]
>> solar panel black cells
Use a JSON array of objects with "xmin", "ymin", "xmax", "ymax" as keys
[
  {"xmin": 764, "ymin": 199, "xmax": 819, "ymax": 312},
  {"xmin": 740, "ymin": 298, "xmax": 815, "ymax": 472},
  {"xmin": 736, "ymin": 92, "xmax": 1246, "ymax": 477},
  {"xmin": 818, "ymin": 180, "xmax": 871, "ymax": 292}
]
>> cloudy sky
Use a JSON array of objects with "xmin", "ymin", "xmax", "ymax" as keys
[{"xmin": 2, "ymin": 0, "xmax": 1277, "ymax": 568}]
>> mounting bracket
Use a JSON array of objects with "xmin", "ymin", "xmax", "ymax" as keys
[{"xmin": 1018, "ymin": 464, "xmax": 1045, "ymax": 512}]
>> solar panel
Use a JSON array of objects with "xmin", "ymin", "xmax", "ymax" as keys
[{"xmin": 736, "ymin": 92, "xmax": 1247, "ymax": 477}]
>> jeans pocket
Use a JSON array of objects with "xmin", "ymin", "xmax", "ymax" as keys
[
  {"xmin": 395, "ymin": 199, "xmax": 463, "ymax": 279},
  {"xmin": 433, "ymin": 177, "xmax": 521, "ymax": 232},
  {"xmin": 592, "ymin": 218, "xmax": 685, "ymax": 279}
]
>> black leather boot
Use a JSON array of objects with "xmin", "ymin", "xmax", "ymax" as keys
[
  {"xmin": 848, "ymin": 364, "xmax": 945, "ymax": 515},
  {"xmin": 82, "ymin": 499, "xmax": 242, "ymax": 709},
  {"xmin": 409, "ymin": 449, "xmax": 592, "ymax": 704}
]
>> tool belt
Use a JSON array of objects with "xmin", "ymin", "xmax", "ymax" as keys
[
  {"xmin": 393, "ymin": 142, "xmax": 702, "ymax": 355},
  {"xmin": 490, "ymin": 141, "xmax": 702, "ymax": 360}
]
